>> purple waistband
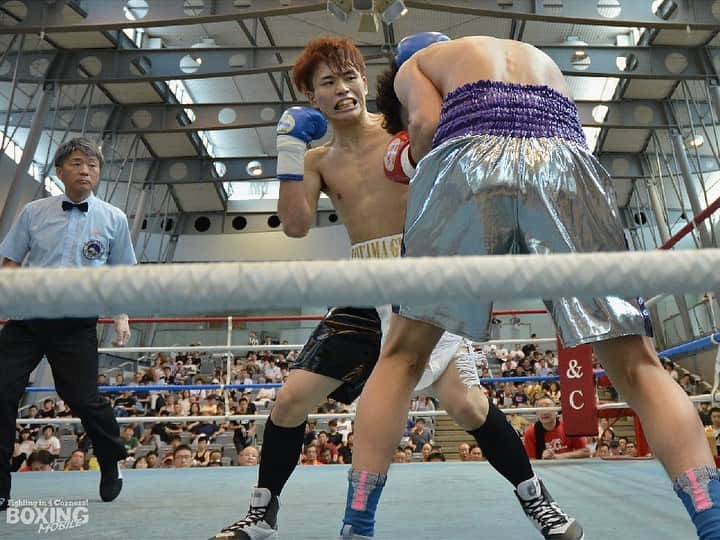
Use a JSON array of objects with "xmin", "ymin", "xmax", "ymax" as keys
[{"xmin": 432, "ymin": 80, "xmax": 587, "ymax": 148}]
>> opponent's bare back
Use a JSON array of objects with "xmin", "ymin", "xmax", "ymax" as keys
[{"xmin": 408, "ymin": 36, "xmax": 570, "ymax": 99}]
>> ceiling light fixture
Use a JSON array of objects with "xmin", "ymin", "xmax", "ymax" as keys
[
  {"xmin": 246, "ymin": 160, "xmax": 264, "ymax": 176},
  {"xmin": 327, "ymin": 0, "xmax": 352, "ymax": 23},
  {"xmin": 377, "ymin": 0, "xmax": 408, "ymax": 24},
  {"xmin": 686, "ymin": 134, "xmax": 704, "ymax": 148}
]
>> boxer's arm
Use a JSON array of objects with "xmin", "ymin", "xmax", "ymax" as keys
[
  {"xmin": 395, "ymin": 58, "xmax": 442, "ymax": 161},
  {"xmin": 277, "ymin": 148, "xmax": 322, "ymax": 238}
]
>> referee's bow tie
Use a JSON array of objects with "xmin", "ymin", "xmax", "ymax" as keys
[{"xmin": 62, "ymin": 201, "xmax": 89, "ymax": 212}]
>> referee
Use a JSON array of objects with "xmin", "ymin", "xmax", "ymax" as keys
[{"xmin": 0, "ymin": 137, "xmax": 137, "ymax": 510}]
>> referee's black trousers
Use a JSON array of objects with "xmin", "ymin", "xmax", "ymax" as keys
[{"xmin": 0, "ymin": 318, "xmax": 127, "ymax": 502}]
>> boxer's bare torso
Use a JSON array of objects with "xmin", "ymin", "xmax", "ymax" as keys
[{"xmin": 304, "ymin": 114, "xmax": 408, "ymax": 245}]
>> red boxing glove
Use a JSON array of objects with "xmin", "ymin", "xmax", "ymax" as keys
[{"xmin": 383, "ymin": 131, "xmax": 416, "ymax": 184}]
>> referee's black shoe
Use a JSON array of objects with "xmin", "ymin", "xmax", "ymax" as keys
[{"xmin": 99, "ymin": 461, "xmax": 123, "ymax": 502}]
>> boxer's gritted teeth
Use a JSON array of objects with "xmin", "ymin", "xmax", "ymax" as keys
[{"xmin": 335, "ymin": 98, "xmax": 356, "ymax": 110}]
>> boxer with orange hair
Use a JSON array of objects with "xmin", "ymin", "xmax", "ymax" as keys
[{"xmin": 209, "ymin": 36, "xmax": 580, "ymax": 540}]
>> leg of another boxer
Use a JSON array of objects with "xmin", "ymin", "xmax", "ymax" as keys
[
  {"xmin": 260, "ymin": 370, "xmax": 341, "ymax": 495},
  {"xmin": 596, "ymin": 335, "xmax": 720, "ymax": 540},
  {"xmin": 341, "ymin": 315, "xmax": 442, "ymax": 539},
  {"xmin": 434, "ymin": 361, "xmax": 583, "ymax": 540},
  {"xmin": 212, "ymin": 371, "xmax": 343, "ymax": 540}
]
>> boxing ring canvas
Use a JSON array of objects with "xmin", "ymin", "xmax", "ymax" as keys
[{"xmin": 2, "ymin": 460, "xmax": 694, "ymax": 539}]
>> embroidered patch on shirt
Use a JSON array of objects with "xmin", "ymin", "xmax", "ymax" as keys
[{"xmin": 82, "ymin": 238, "xmax": 106, "ymax": 260}]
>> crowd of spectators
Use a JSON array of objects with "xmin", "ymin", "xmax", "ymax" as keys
[{"xmin": 12, "ymin": 333, "xmax": 710, "ymax": 474}]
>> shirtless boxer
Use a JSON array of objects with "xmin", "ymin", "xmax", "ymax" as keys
[
  {"xmin": 341, "ymin": 32, "xmax": 720, "ymax": 540},
  {"xmin": 210, "ymin": 37, "xmax": 581, "ymax": 540}
]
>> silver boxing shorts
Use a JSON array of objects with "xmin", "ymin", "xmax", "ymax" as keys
[{"xmin": 400, "ymin": 80, "xmax": 651, "ymax": 348}]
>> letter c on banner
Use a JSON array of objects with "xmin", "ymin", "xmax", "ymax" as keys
[{"xmin": 569, "ymin": 390, "xmax": 585, "ymax": 410}]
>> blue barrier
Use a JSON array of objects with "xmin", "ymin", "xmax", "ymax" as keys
[{"xmin": 658, "ymin": 332, "xmax": 720, "ymax": 358}]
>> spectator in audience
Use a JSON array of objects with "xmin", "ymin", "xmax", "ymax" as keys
[
  {"xmin": 625, "ymin": 441, "xmax": 638, "ymax": 457},
  {"xmin": 523, "ymin": 396, "xmax": 590, "ymax": 459},
  {"xmin": 392, "ymin": 448, "xmax": 406, "ymax": 464},
  {"xmin": 458, "ymin": 442, "xmax": 471, "ymax": 462},
  {"xmin": 235, "ymin": 441, "xmax": 259, "ymax": 467},
  {"xmin": 16, "ymin": 429, "xmax": 35, "ymax": 462},
  {"xmin": 39, "ymin": 399, "xmax": 57, "ymax": 419},
  {"xmin": 114, "ymin": 374, "xmax": 124, "ymax": 387},
  {"xmin": 327, "ymin": 420, "xmax": 343, "ymax": 446},
  {"xmin": 133, "ymin": 456, "xmax": 148, "ymax": 469},
  {"xmin": 208, "ymin": 449, "xmax": 223, "ymax": 467},
  {"xmin": 535, "ymin": 358, "xmax": 554, "ymax": 378},
  {"xmin": 120, "ymin": 426, "xmax": 139, "ymax": 455},
  {"xmin": 608, "ymin": 440, "xmax": 622, "ymax": 456},
  {"xmin": 55, "ymin": 400, "xmax": 72, "ymax": 418},
  {"xmin": 617, "ymin": 436, "xmax": 628, "ymax": 455},
  {"xmin": 420, "ymin": 443, "xmax": 434, "ymax": 462},
  {"xmin": 316, "ymin": 431, "xmax": 339, "ymax": 463},
  {"xmin": 26, "ymin": 405, "xmax": 39, "ymax": 420},
  {"xmin": 600, "ymin": 428, "xmax": 616, "ymax": 444},
  {"xmin": 664, "ymin": 359, "xmax": 679, "ymax": 381},
  {"xmin": 409, "ymin": 419, "xmax": 432, "ymax": 451},
  {"xmin": 512, "ymin": 385, "xmax": 530, "ymax": 406},
  {"xmin": 304, "ymin": 422, "xmax": 317, "ymax": 448},
  {"xmin": 699, "ymin": 402, "xmax": 713, "ymax": 426},
  {"xmin": 338, "ymin": 433, "xmax": 354, "ymax": 465},
  {"xmin": 303, "ymin": 446, "xmax": 321, "ymax": 466},
  {"xmin": 319, "ymin": 448, "xmax": 334, "ymax": 465},
  {"xmin": 501, "ymin": 355, "xmax": 517, "ymax": 376},
  {"xmin": 594, "ymin": 442, "xmax": 610, "ymax": 457},
  {"xmin": 145, "ymin": 451, "xmax": 159, "ymax": 469},
  {"xmin": 500, "ymin": 384, "xmax": 515, "ymax": 408},
  {"xmin": 36, "ymin": 425, "xmax": 61, "ymax": 457},
  {"xmin": 177, "ymin": 390, "xmax": 191, "ymax": 417},
  {"xmin": 253, "ymin": 377, "xmax": 277, "ymax": 408},
  {"xmin": 264, "ymin": 359, "xmax": 282, "ymax": 381},
  {"xmin": 22, "ymin": 450, "xmax": 55, "ymax": 472},
  {"xmin": 173, "ymin": 445, "xmax": 194, "ymax": 468},
  {"xmin": 468, "ymin": 444, "xmax": 484, "ymax": 461},
  {"xmin": 403, "ymin": 447, "xmax": 413, "ymax": 462},
  {"xmin": 97, "ymin": 375, "xmax": 107, "ymax": 388},
  {"xmin": 427, "ymin": 451, "xmax": 446, "ymax": 462},
  {"xmin": 679, "ymin": 373, "xmax": 695, "ymax": 395},
  {"xmin": 200, "ymin": 395, "xmax": 220, "ymax": 416},
  {"xmin": 248, "ymin": 332, "xmax": 259, "ymax": 347},
  {"xmin": 193, "ymin": 435, "xmax": 211, "ymax": 467},
  {"xmin": 64, "ymin": 450, "xmax": 86, "ymax": 471},
  {"xmin": 709, "ymin": 407, "xmax": 720, "ymax": 455},
  {"xmin": 547, "ymin": 381, "xmax": 561, "ymax": 403}
]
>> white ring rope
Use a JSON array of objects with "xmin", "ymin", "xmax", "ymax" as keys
[
  {"xmin": 98, "ymin": 344, "xmax": 306, "ymax": 354},
  {"xmin": 15, "ymin": 394, "xmax": 713, "ymax": 424},
  {"xmin": 2, "ymin": 250, "xmax": 720, "ymax": 318},
  {"xmin": 97, "ymin": 339, "xmax": 556, "ymax": 355}
]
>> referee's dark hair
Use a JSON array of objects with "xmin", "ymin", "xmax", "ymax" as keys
[{"xmin": 53, "ymin": 137, "xmax": 104, "ymax": 169}]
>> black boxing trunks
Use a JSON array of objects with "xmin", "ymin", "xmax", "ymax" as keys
[{"xmin": 291, "ymin": 307, "xmax": 381, "ymax": 404}]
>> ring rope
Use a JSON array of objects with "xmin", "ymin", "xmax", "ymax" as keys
[
  {"xmin": 14, "ymin": 395, "xmax": 714, "ymax": 425},
  {"xmin": 2, "ymin": 250, "xmax": 720, "ymax": 318}
]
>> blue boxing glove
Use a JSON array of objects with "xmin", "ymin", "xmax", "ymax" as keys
[
  {"xmin": 276, "ymin": 106, "xmax": 328, "ymax": 181},
  {"xmin": 394, "ymin": 31, "xmax": 450, "ymax": 68}
]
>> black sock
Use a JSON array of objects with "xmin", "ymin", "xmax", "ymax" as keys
[
  {"xmin": 257, "ymin": 418, "xmax": 306, "ymax": 497},
  {"xmin": 467, "ymin": 403, "xmax": 534, "ymax": 487}
]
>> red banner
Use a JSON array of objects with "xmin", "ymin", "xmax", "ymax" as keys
[{"xmin": 558, "ymin": 340, "xmax": 597, "ymax": 436}]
